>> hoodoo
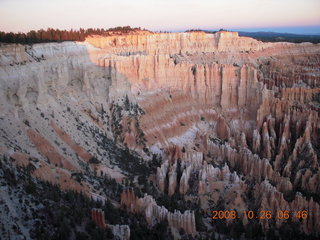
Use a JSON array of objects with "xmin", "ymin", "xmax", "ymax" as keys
[{"xmin": 0, "ymin": 30, "xmax": 319, "ymax": 239}]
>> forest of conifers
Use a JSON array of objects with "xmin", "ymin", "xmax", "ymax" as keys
[{"xmin": 0, "ymin": 26, "xmax": 142, "ymax": 44}]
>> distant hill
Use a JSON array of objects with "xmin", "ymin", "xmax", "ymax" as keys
[{"xmin": 237, "ymin": 31, "xmax": 320, "ymax": 44}]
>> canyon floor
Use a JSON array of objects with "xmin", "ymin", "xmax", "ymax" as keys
[{"xmin": 0, "ymin": 30, "xmax": 320, "ymax": 239}]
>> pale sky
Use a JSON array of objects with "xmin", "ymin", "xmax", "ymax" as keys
[{"xmin": 1, "ymin": 0, "xmax": 320, "ymax": 34}]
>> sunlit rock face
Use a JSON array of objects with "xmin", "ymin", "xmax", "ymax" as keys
[{"xmin": 0, "ymin": 31, "xmax": 320, "ymax": 238}]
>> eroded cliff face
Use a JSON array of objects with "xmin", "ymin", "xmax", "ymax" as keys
[
  {"xmin": 0, "ymin": 31, "xmax": 319, "ymax": 238},
  {"xmin": 120, "ymin": 189, "xmax": 196, "ymax": 234}
]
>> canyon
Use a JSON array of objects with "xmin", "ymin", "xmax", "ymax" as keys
[{"xmin": 0, "ymin": 30, "xmax": 319, "ymax": 239}]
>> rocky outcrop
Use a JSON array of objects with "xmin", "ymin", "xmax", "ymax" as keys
[
  {"xmin": 121, "ymin": 189, "xmax": 196, "ymax": 234},
  {"xmin": 91, "ymin": 208, "xmax": 130, "ymax": 239},
  {"xmin": 156, "ymin": 149, "xmax": 204, "ymax": 195},
  {"xmin": 156, "ymin": 160, "xmax": 169, "ymax": 193},
  {"xmin": 168, "ymin": 161, "xmax": 178, "ymax": 196},
  {"xmin": 86, "ymin": 31, "xmax": 319, "ymax": 57},
  {"xmin": 109, "ymin": 224, "xmax": 130, "ymax": 240},
  {"xmin": 198, "ymin": 163, "xmax": 241, "ymax": 194},
  {"xmin": 255, "ymin": 181, "xmax": 320, "ymax": 236},
  {"xmin": 91, "ymin": 208, "xmax": 107, "ymax": 229},
  {"xmin": 179, "ymin": 164, "xmax": 193, "ymax": 195},
  {"xmin": 86, "ymin": 31, "xmax": 262, "ymax": 55}
]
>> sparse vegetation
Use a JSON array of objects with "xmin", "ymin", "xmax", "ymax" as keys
[
  {"xmin": 88, "ymin": 156, "xmax": 100, "ymax": 164},
  {"xmin": 0, "ymin": 156, "xmax": 175, "ymax": 240},
  {"xmin": 312, "ymin": 92, "xmax": 320, "ymax": 104}
]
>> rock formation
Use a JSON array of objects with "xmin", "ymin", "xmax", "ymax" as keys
[
  {"xmin": 121, "ymin": 189, "xmax": 196, "ymax": 234},
  {"xmin": 109, "ymin": 224, "xmax": 130, "ymax": 240},
  {"xmin": 91, "ymin": 208, "xmax": 107, "ymax": 229},
  {"xmin": 91, "ymin": 208, "xmax": 130, "ymax": 239},
  {"xmin": 1, "ymin": 30, "xmax": 319, "ymax": 238},
  {"xmin": 255, "ymin": 180, "xmax": 320, "ymax": 235}
]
